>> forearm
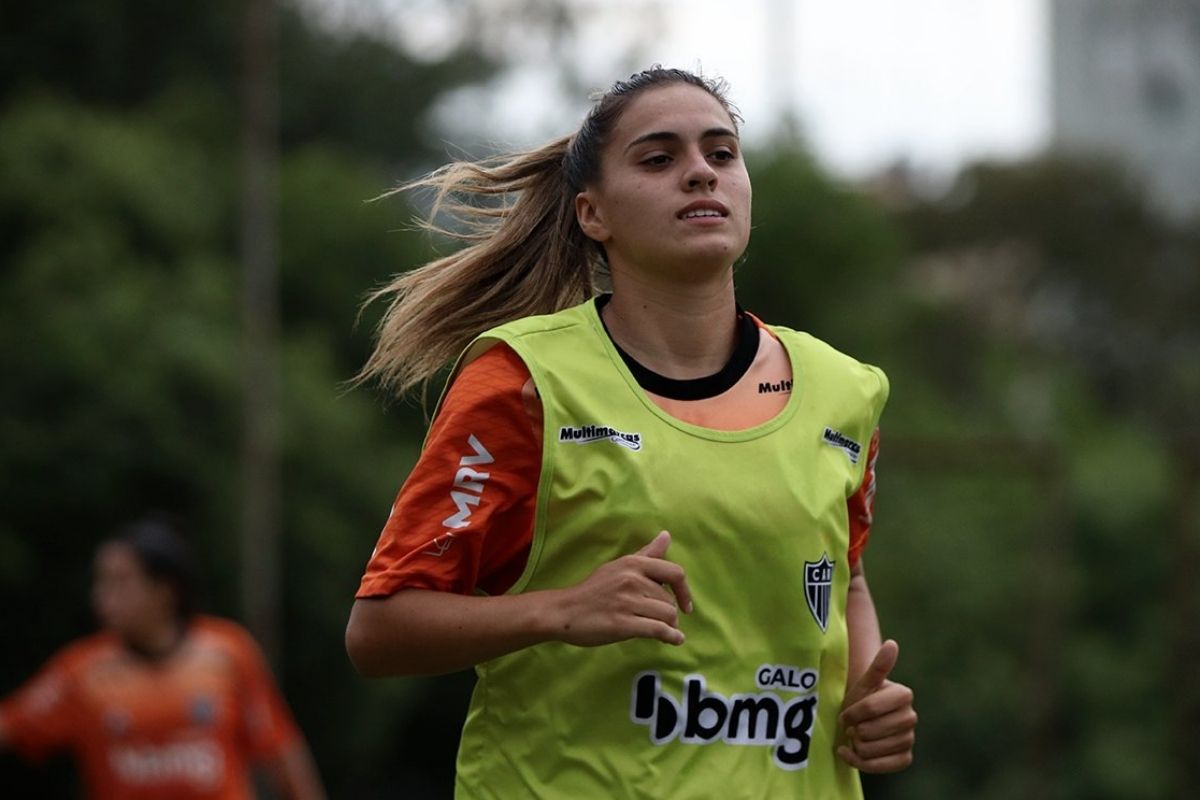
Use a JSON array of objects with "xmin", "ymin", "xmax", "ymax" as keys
[
  {"xmin": 345, "ymin": 588, "xmax": 565, "ymax": 677},
  {"xmin": 839, "ymin": 562, "xmax": 917, "ymax": 772},
  {"xmin": 346, "ymin": 532, "xmax": 691, "ymax": 677},
  {"xmin": 845, "ymin": 561, "xmax": 882, "ymax": 687}
]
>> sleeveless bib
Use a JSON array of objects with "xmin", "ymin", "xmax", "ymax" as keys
[{"xmin": 443, "ymin": 299, "xmax": 888, "ymax": 799}]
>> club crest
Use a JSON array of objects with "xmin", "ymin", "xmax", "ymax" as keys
[
  {"xmin": 190, "ymin": 694, "xmax": 217, "ymax": 726},
  {"xmin": 803, "ymin": 554, "xmax": 834, "ymax": 633},
  {"xmin": 103, "ymin": 707, "xmax": 132, "ymax": 736}
]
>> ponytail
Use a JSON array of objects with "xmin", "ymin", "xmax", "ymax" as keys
[
  {"xmin": 356, "ymin": 136, "xmax": 602, "ymax": 400},
  {"xmin": 358, "ymin": 66, "xmax": 739, "ymax": 401}
]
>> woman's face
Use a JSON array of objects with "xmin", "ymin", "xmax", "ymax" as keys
[
  {"xmin": 92, "ymin": 543, "xmax": 173, "ymax": 637},
  {"xmin": 575, "ymin": 83, "xmax": 752, "ymax": 283}
]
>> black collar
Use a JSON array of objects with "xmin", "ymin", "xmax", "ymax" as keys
[{"xmin": 595, "ymin": 294, "xmax": 759, "ymax": 401}]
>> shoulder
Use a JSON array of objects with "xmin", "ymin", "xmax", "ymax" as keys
[
  {"xmin": 763, "ymin": 322, "xmax": 865, "ymax": 366},
  {"xmin": 436, "ymin": 342, "xmax": 534, "ymax": 423},
  {"xmin": 455, "ymin": 341, "xmax": 531, "ymax": 388},
  {"xmin": 479, "ymin": 299, "xmax": 595, "ymax": 343},
  {"xmin": 759, "ymin": 321, "xmax": 889, "ymax": 407},
  {"xmin": 48, "ymin": 631, "xmax": 119, "ymax": 674},
  {"xmin": 11, "ymin": 633, "xmax": 120, "ymax": 698},
  {"xmin": 187, "ymin": 617, "xmax": 281, "ymax": 684},
  {"xmin": 459, "ymin": 300, "xmax": 597, "ymax": 373},
  {"xmin": 189, "ymin": 615, "xmax": 260, "ymax": 657},
  {"xmin": 775, "ymin": 322, "xmax": 886, "ymax": 369}
]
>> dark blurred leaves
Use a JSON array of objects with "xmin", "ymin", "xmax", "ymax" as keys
[
  {"xmin": 0, "ymin": 0, "xmax": 485, "ymax": 794},
  {"xmin": 2, "ymin": 1, "xmax": 1197, "ymax": 797}
]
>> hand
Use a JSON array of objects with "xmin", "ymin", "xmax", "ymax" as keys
[
  {"xmin": 837, "ymin": 639, "xmax": 917, "ymax": 773},
  {"xmin": 553, "ymin": 530, "xmax": 693, "ymax": 647}
]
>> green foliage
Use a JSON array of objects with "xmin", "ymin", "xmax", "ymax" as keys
[
  {"xmin": 0, "ymin": 0, "xmax": 240, "ymax": 108},
  {"xmin": 2, "ymin": 3, "xmax": 1194, "ymax": 796},
  {"xmin": 739, "ymin": 149, "xmax": 905, "ymax": 356},
  {"xmin": 875, "ymin": 152, "xmax": 1199, "ymax": 800},
  {"xmin": 277, "ymin": 13, "xmax": 494, "ymax": 164},
  {"xmin": 278, "ymin": 145, "xmax": 428, "ymax": 369},
  {"xmin": 0, "ymin": 88, "xmax": 435, "ymax": 798},
  {"xmin": 0, "ymin": 2, "xmax": 484, "ymax": 794},
  {"xmin": 0, "ymin": 97, "xmax": 238, "ymax": 554}
]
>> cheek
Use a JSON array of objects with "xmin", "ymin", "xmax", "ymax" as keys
[
  {"xmin": 93, "ymin": 586, "xmax": 123, "ymax": 622},
  {"xmin": 734, "ymin": 171, "xmax": 752, "ymax": 205},
  {"xmin": 94, "ymin": 581, "xmax": 141, "ymax": 621},
  {"xmin": 602, "ymin": 194, "xmax": 652, "ymax": 242},
  {"xmin": 735, "ymin": 178, "xmax": 753, "ymax": 230},
  {"xmin": 607, "ymin": 176, "xmax": 657, "ymax": 215}
]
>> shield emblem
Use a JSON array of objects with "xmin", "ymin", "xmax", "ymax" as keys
[
  {"xmin": 190, "ymin": 694, "xmax": 217, "ymax": 726},
  {"xmin": 804, "ymin": 554, "xmax": 835, "ymax": 632}
]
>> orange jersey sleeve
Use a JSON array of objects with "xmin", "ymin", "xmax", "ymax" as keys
[
  {"xmin": 0, "ymin": 645, "xmax": 85, "ymax": 761},
  {"xmin": 846, "ymin": 427, "xmax": 881, "ymax": 568},
  {"xmin": 357, "ymin": 344, "xmax": 542, "ymax": 599}
]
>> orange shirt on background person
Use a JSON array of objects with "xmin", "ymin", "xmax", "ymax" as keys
[
  {"xmin": 0, "ymin": 615, "xmax": 301, "ymax": 800},
  {"xmin": 358, "ymin": 312, "xmax": 883, "ymax": 601}
]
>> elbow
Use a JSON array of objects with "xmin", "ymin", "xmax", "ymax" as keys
[
  {"xmin": 344, "ymin": 621, "xmax": 378, "ymax": 678},
  {"xmin": 346, "ymin": 629, "xmax": 399, "ymax": 678},
  {"xmin": 345, "ymin": 601, "xmax": 400, "ymax": 678}
]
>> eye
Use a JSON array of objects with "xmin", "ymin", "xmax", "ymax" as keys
[
  {"xmin": 710, "ymin": 147, "xmax": 737, "ymax": 163},
  {"xmin": 641, "ymin": 153, "xmax": 672, "ymax": 167}
]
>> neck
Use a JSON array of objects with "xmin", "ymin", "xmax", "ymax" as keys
[
  {"xmin": 602, "ymin": 268, "xmax": 738, "ymax": 379},
  {"xmin": 123, "ymin": 616, "xmax": 184, "ymax": 661}
]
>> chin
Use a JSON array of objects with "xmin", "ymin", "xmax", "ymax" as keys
[
  {"xmin": 97, "ymin": 612, "xmax": 129, "ymax": 635},
  {"xmin": 680, "ymin": 241, "xmax": 744, "ymax": 271},
  {"xmin": 616, "ymin": 241, "xmax": 743, "ymax": 282}
]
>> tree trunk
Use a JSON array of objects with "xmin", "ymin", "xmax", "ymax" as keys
[
  {"xmin": 239, "ymin": 0, "xmax": 281, "ymax": 667},
  {"xmin": 1169, "ymin": 439, "xmax": 1200, "ymax": 797},
  {"xmin": 1021, "ymin": 445, "xmax": 1069, "ymax": 800}
]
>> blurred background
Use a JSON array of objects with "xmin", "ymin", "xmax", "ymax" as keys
[{"xmin": 2, "ymin": 0, "xmax": 1197, "ymax": 797}]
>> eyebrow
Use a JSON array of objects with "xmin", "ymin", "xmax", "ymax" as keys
[{"xmin": 624, "ymin": 127, "xmax": 739, "ymax": 153}]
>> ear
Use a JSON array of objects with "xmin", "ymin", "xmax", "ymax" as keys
[{"xmin": 575, "ymin": 189, "xmax": 611, "ymax": 243}]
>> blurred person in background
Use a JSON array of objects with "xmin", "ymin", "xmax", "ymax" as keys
[
  {"xmin": 346, "ymin": 66, "xmax": 916, "ymax": 797},
  {"xmin": 0, "ymin": 517, "xmax": 326, "ymax": 800}
]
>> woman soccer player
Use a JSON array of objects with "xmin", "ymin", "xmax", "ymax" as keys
[
  {"xmin": 0, "ymin": 518, "xmax": 326, "ymax": 800},
  {"xmin": 346, "ymin": 67, "xmax": 916, "ymax": 798}
]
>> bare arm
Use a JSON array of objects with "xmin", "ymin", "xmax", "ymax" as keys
[
  {"xmin": 261, "ymin": 740, "xmax": 327, "ymax": 800},
  {"xmin": 846, "ymin": 560, "xmax": 883, "ymax": 686},
  {"xmin": 348, "ymin": 588, "xmax": 566, "ymax": 677},
  {"xmin": 346, "ymin": 531, "xmax": 693, "ymax": 677},
  {"xmin": 839, "ymin": 559, "xmax": 917, "ymax": 773}
]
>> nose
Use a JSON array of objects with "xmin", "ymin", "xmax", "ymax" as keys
[{"xmin": 682, "ymin": 149, "xmax": 718, "ymax": 191}]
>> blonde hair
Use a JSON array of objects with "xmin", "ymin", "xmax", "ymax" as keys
[{"xmin": 358, "ymin": 67, "xmax": 739, "ymax": 400}]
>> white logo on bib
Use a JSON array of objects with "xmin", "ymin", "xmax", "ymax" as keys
[
  {"xmin": 558, "ymin": 425, "xmax": 642, "ymax": 451},
  {"xmin": 630, "ymin": 667, "xmax": 820, "ymax": 771}
]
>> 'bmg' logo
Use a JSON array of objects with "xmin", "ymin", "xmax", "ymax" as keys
[{"xmin": 629, "ymin": 672, "xmax": 818, "ymax": 771}]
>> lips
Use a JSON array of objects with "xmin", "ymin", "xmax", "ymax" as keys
[{"xmin": 677, "ymin": 200, "xmax": 730, "ymax": 220}]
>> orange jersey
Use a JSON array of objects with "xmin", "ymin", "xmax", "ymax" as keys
[
  {"xmin": 358, "ymin": 316, "xmax": 882, "ymax": 599},
  {"xmin": 0, "ymin": 616, "xmax": 300, "ymax": 799}
]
